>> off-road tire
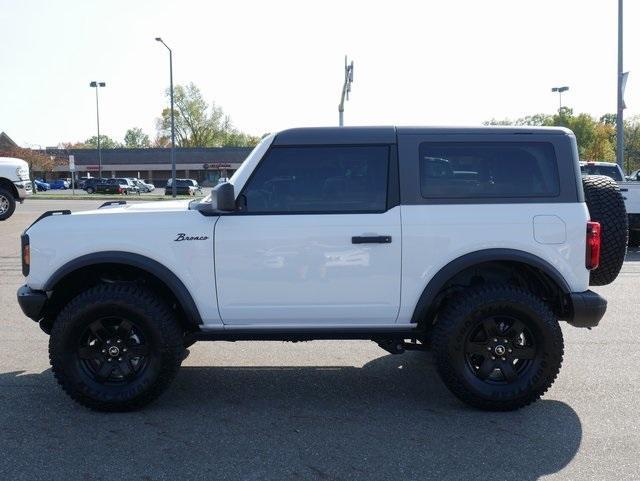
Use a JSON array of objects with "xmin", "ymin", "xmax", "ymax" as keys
[
  {"xmin": 432, "ymin": 285, "xmax": 563, "ymax": 411},
  {"xmin": 0, "ymin": 188, "xmax": 16, "ymax": 221},
  {"xmin": 49, "ymin": 284, "xmax": 185, "ymax": 412},
  {"xmin": 582, "ymin": 175, "xmax": 628, "ymax": 286}
]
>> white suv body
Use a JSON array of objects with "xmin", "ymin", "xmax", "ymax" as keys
[
  {"xmin": 17, "ymin": 126, "xmax": 619, "ymax": 412},
  {"xmin": 21, "ymin": 129, "xmax": 591, "ymax": 328}
]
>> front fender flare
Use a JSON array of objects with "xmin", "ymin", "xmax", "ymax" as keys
[{"xmin": 43, "ymin": 251, "xmax": 203, "ymax": 328}]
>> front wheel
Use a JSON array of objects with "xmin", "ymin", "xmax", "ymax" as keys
[
  {"xmin": 432, "ymin": 285, "xmax": 563, "ymax": 411},
  {"xmin": 0, "ymin": 188, "xmax": 16, "ymax": 221},
  {"xmin": 49, "ymin": 284, "xmax": 185, "ymax": 411}
]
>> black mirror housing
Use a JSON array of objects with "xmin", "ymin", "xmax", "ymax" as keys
[{"xmin": 213, "ymin": 182, "xmax": 235, "ymax": 212}]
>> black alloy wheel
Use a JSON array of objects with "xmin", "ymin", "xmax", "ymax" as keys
[
  {"xmin": 49, "ymin": 284, "xmax": 184, "ymax": 411},
  {"xmin": 464, "ymin": 315, "xmax": 537, "ymax": 384},
  {"xmin": 432, "ymin": 285, "xmax": 563, "ymax": 411},
  {"xmin": 76, "ymin": 317, "xmax": 150, "ymax": 384}
]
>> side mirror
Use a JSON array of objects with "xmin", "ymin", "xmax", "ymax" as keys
[{"xmin": 213, "ymin": 182, "xmax": 235, "ymax": 211}]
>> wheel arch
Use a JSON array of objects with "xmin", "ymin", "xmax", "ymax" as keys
[
  {"xmin": 0, "ymin": 177, "xmax": 19, "ymax": 199},
  {"xmin": 43, "ymin": 251, "xmax": 203, "ymax": 331},
  {"xmin": 411, "ymin": 249, "xmax": 571, "ymax": 327}
]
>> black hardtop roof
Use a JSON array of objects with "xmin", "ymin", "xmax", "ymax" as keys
[{"xmin": 273, "ymin": 126, "xmax": 572, "ymax": 145}]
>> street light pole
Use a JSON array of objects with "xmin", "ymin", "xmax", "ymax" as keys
[
  {"xmin": 616, "ymin": 0, "xmax": 625, "ymax": 170},
  {"xmin": 156, "ymin": 37, "xmax": 177, "ymax": 198},
  {"xmin": 89, "ymin": 81, "xmax": 106, "ymax": 178},
  {"xmin": 551, "ymin": 86, "xmax": 569, "ymax": 111},
  {"xmin": 338, "ymin": 56, "xmax": 354, "ymax": 127}
]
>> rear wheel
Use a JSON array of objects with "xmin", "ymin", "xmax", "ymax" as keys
[
  {"xmin": 0, "ymin": 188, "xmax": 16, "ymax": 221},
  {"xmin": 86, "ymin": 187, "xmax": 95, "ymax": 194},
  {"xmin": 432, "ymin": 285, "xmax": 563, "ymax": 411},
  {"xmin": 49, "ymin": 284, "xmax": 185, "ymax": 411}
]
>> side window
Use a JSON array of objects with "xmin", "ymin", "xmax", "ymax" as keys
[
  {"xmin": 419, "ymin": 142, "xmax": 560, "ymax": 199},
  {"xmin": 242, "ymin": 145, "xmax": 390, "ymax": 213}
]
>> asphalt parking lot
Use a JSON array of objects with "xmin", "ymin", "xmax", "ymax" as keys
[{"xmin": 1, "ymin": 199, "xmax": 639, "ymax": 481}]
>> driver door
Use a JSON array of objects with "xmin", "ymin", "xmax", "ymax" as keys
[{"xmin": 214, "ymin": 144, "xmax": 402, "ymax": 326}]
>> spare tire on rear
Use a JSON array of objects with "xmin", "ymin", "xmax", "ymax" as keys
[{"xmin": 582, "ymin": 175, "xmax": 628, "ymax": 286}]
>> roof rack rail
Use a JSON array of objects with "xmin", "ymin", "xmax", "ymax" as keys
[
  {"xmin": 24, "ymin": 210, "xmax": 71, "ymax": 233},
  {"xmin": 99, "ymin": 200, "xmax": 127, "ymax": 208}
]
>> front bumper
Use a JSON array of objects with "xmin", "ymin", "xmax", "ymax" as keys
[
  {"xmin": 17, "ymin": 285, "xmax": 47, "ymax": 322},
  {"xmin": 565, "ymin": 290, "xmax": 607, "ymax": 328},
  {"xmin": 14, "ymin": 180, "xmax": 33, "ymax": 200}
]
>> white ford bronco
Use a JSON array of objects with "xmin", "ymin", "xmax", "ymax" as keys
[
  {"xmin": 16, "ymin": 127, "xmax": 628, "ymax": 412},
  {"xmin": 0, "ymin": 156, "xmax": 32, "ymax": 220}
]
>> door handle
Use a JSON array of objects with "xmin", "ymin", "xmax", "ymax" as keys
[{"xmin": 352, "ymin": 235, "xmax": 392, "ymax": 244}]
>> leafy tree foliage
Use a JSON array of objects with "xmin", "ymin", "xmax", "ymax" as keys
[
  {"xmin": 83, "ymin": 135, "xmax": 122, "ymax": 149},
  {"xmin": 485, "ymin": 108, "xmax": 621, "ymax": 165},
  {"xmin": 156, "ymin": 83, "xmax": 260, "ymax": 148},
  {"xmin": 123, "ymin": 128, "xmax": 151, "ymax": 148},
  {"xmin": 0, "ymin": 146, "xmax": 63, "ymax": 174}
]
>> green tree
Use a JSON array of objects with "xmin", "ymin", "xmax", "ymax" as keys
[
  {"xmin": 123, "ymin": 128, "xmax": 151, "ymax": 148},
  {"xmin": 156, "ymin": 82, "xmax": 258, "ymax": 148},
  {"xmin": 625, "ymin": 116, "xmax": 640, "ymax": 173},
  {"xmin": 83, "ymin": 135, "xmax": 121, "ymax": 149}
]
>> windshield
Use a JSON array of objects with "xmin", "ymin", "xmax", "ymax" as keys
[
  {"xmin": 580, "ymin": 164, "xmax": 623, "ymax": 182},
  {"xmin": 196, "ymin": 135, "xmax": 273, "ymax": 205}
]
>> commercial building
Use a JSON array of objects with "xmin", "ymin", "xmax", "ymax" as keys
[{"xmin": 43, "ymin": 146, "xmax": 253, "ymax": 186}]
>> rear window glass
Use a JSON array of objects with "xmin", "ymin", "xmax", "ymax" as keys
[
  {"xmin": 580, "ymin": 164, "xmax": 623, "ymax": 181},
  {"xmin": 419, "ymin": 142, "xmax": 560, "ymax": 199}
]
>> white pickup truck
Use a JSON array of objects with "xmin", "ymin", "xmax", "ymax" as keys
[
  {"xmin": 580, "ymin": 161, "xmax": 640, "ymax": 246},
  {"xmin": 0, "ymin": 157, "xmax": 32, "ymax": 220}
]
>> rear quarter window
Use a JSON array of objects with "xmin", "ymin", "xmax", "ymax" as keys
[{"xmin": 419, "ymin": 142, "xmax": 560, "ymax": 199}]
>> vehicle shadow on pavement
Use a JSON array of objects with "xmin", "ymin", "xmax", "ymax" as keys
[{"xmin": 0, "ymin": 351, "xmax": 581, "ymax": 481}]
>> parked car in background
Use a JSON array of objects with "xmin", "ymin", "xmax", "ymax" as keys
[
  {"xmin": 580, "ymin": 161, "xmax": 624, "ymax": 181},
  {"xmin": 580, "ymin": 161, "xmax": 640, "ymax": 246},
  {"xmin": 94, "ymin": 178, "xmax": 134, "ymax": 195},
  {"xmin": 186, "ymin": 179, "xmax": 202, "ymax": 194},
  {"xmin": 129, "ymin": 178, "xmax": 154, "ymax": 193},
  {"xmin": 627, "ymin": 169, "xmax": 640, "ymax": 181},
  {"xmin": 33, "ymin": 179, "xmax": 50, "ymax": 191},
  {"xmin": 164, "ymin": 178, "xmax": 199, "ymax": 196},
  {"xmin": 49, "ymin": 179, "xmax": 69, "ymax": 190},
  {"xmin": 82, "ymin": 178, "xmax": 105, "ymax": 194}
]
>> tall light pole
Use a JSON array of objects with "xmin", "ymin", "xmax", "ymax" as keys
[
  {"xmin": 338, "ymin": 56, "xmax": 354, "ymax": 127},
  {"xmin": 551, "ymin": 86, "xmax": 569, "ymax": 111},
  {"xmin": 616, "ymin": 0, "xmax": 626, "ymax": 170},
  {"xmin": 89, "ymin": 81, "xmax": 106, "ymax": 178},
  {"xmin": 155, "ymin": 37, "xmax": 177, "ymax": 198}
]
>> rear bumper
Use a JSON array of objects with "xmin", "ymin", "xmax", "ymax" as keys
[
  {"xmin": 565, "ymin": 290, "xmax": 607, "ymax": 328},
  {"xmin": 17, "ymin": 285, "xmax": 47, "ymax": 322},
  {"xmin": 14, "ymin": 180, "xmax": 33, "ymax": 200}
]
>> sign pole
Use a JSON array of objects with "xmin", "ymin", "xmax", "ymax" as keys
[{"xmin": 69, "ymin": 155, "xmax": 76, "ymax": 195}]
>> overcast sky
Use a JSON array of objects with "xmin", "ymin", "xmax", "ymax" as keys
[{"xmin": 1, "ymin": 0, "xmax": 639, "ymax": 147}]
